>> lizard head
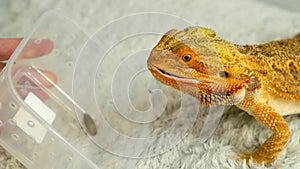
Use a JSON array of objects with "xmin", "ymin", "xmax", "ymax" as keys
[{"xmin": 147, "ymin": 26, "xmax": 253, "ymax": 106}]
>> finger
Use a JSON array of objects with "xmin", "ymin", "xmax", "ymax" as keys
[
  {"xmin": 0, "ymin": 38, "xmax": 54, "ymax": 61},
  {"xmin": 0, "ymin": 38, "xmax": 22, "ymax": 60},
  {"xmin": 17, "ymin": 88, "xmax": 50, "ymax": 101},
  {"xmin": 17, "ymin": 69, "xmax": 57, "ymax": 87},
  {"xmin": 15, "ymin": 69, "xmax": 57, "ymax": 101},
  {"xmin": 20, "ymin": 39, "xmax": 54, "ymax": 58},
  {"xmin": 0, "ymin": 63, "xmax": 5, "ymax": 71}
]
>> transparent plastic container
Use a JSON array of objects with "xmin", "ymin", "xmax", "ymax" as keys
[
  {"xmin": 0, "ymin": 10, "xmax": 207, "ymax": 169},
  {"xmin": 0, "ymin": 11, "xmax": 101, "ymax": 169}
]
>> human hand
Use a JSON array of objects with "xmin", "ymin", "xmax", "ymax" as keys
[
  {"xmin": 0, "ymin": 38, "xmax": 22, "ymax": 70},
  {"xmin": 0, "ymin": 38, "xmax": 57, "ymax": 100}
]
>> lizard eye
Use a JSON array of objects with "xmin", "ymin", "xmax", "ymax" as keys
[
  {"xmin": 182, "ymin": 54, "xmax": 192, "ymax": 62},
  {"xmin": 219, "ymin": 71, "xmax": 229, "ymax": 78}
]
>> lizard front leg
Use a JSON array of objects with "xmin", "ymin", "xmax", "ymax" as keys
[{"xmin": 236, "ymin": 98, "xmax": 291, "ymax": 165}]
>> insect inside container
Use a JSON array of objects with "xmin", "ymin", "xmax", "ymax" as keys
[{"xmin": 83, "ymin": 113, "xmax": 97, "ymax": 136}]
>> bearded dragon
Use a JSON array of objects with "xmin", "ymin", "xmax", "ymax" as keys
[{"xmin": 147, "ymin": 26, "xmax": 300, "ymax": 165}]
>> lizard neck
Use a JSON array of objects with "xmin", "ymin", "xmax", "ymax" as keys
[{"xmin": 234, "ymin": 36, "xmax": 300, "ymax": 102}]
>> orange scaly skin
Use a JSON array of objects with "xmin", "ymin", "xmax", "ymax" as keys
[{"xmin": 147, "ymin": 27, "xmax": 300, "ymax": 165}]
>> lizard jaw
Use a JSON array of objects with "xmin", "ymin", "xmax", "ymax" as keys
[{"xmin": 151, "ymin": 65, "xmax": 203, "ymax": 83}]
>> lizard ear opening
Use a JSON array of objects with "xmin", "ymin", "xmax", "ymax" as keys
[{"xmin": 219, "ymin": 71, "xmax": 229, "ymax": 78}]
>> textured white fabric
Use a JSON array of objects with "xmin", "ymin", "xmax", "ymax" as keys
[{"xmin": 0, "ymin": 0, "xmax": 300, "ymax": 168}]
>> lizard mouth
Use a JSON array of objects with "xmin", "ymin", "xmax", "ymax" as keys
[{"xmin": 152, "ymin": 65, "xmax": 202, "ymax": 82}]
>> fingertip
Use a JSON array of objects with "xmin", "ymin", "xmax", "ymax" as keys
[
  {"xmin": 39, "ymin": 39, "xmax": 54, "ymax": 55},
  {"xmin": 17, "ymin": 68, "xmax": 57, "ymax": 87},
  {"xmin": 30, "ymin": 69, "xmax": 57, "ymax": 87},
  {"xmin": 42, "ymin": 70, "xmax": 57, "ymax": 85},
  {"xmin": 22, "ymin": 39, "xmax": 54, "ymax": 58}
]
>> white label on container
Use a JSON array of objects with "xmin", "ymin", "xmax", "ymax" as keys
[{"xmin": 13, "ymin": 92, "xmax": 56, "ymax": 144}]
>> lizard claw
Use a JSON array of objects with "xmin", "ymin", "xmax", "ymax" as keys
[
  {"xmin": 235, "ymin": 152, "xmax": 255, "ymax": 164},
  {"xmin": 230, "ymin": 152, "xmax": 253, "ymax": 164},
  {"xmin": 232, "ymin": 151, "xmax": 277, "ymax": 165}
]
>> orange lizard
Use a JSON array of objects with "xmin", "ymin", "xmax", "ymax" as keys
[{"xmin": 147, "ymin": 26, "xmax": 300, "ymax": 165}]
